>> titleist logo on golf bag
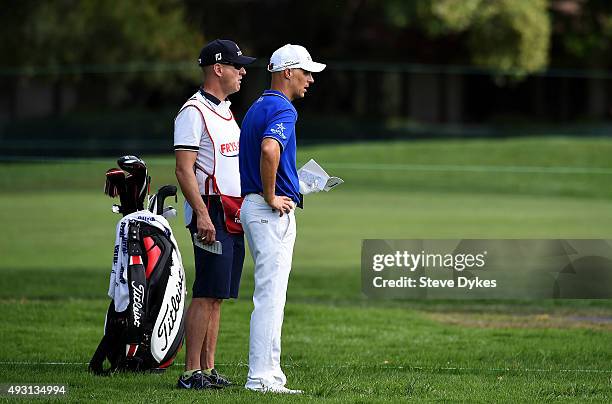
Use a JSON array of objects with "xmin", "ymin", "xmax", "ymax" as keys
[
  {"xmin": 131, "ymin": 282, "xmax": 145, "ymax": 327},
  {"xmin": 156, "ymin": 268, "xmax": 184, "ymax": 351}
]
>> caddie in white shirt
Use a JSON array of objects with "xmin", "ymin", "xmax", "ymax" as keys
[{"xmin": 174, "ymin": 39, "xmax": 255, "ymax": 390}]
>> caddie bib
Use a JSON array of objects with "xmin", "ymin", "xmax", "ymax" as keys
[{"xmin": 178, "ymin": 95, "xmax": 243, "ymax": 233}]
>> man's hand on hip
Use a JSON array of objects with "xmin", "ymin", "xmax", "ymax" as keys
[{"xmin": 266, "ymin": 195, "xmax": 294, "ymax": 217}]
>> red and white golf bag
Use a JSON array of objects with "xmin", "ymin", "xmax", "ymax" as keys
[{"xmin": 89, "ymin": 156, "xmax": 186, "ymax": 374}]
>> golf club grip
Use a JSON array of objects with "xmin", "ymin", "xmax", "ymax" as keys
[{"xmin": 155, "ymin": 185, "xmax": 177, "ymax": 215}]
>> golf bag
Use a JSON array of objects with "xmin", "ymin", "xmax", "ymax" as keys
[{"xmin": 89, "ymin": 156, "xmax": 186, "ymax": 375}]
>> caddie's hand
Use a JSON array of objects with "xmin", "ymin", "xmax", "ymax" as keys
[
  {"xmin": 197, "ymin": 214, "xmax": 216, "ymax": 244},
  {"xmin": 267, "ymin": 195, "xmax": 294, "ymax": 217}
]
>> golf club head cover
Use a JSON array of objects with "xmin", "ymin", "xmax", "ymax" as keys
[
  {"xmin": 105, "ymin": 155, "xmax": 151, "ymax": 216},
  {"xmin": 118, "ymin": 155, "xmax": 150, "ymax": 213},
  {"xmin": 105, "ymin": 168, "xmax": 126, "ymax": 197}
]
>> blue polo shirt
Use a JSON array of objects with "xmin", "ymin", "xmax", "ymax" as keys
[{"xmin": 239, "ymin": 90, "xmax": 300, "ymax": 203}]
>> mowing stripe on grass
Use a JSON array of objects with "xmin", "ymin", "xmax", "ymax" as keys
[
  {"xmin": 324, "ymin": 163, "xmax": 612, "ymax": 175},
  {"xmin": 1, "ymin": 362, "xmax": 610, "ymax": 373},
  {"xmin": 3, "ymin": 156, "xmax": 612, "ymax": 175},
  {"xmin": 117, "ymin": 160, "xmax": 612, "ymax": 175}
]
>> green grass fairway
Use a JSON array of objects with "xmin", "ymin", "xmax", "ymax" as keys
[{"xmin": 1, "ymin": 137, "xmax": 611, "ymax": 402}]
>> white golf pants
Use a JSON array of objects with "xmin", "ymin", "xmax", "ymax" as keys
[{"xmin": 241, "ymin": 193, "xmax": 296, "ymax": 390}]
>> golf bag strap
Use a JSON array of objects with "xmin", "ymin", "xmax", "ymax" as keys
[
  {"xmin": 127, "ymin": 220, "xmax": 146, "ymax": 344},
  {"xmin": 89, "ymin": 334, "xmax": 113, "ymax": 375}
]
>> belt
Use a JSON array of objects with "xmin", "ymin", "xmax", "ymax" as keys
[
  {"xmin": 244, "ymin": 193, "xmax": 267, "ymax": 205},
  {"xmin": 245, "ymin": 193, "xmax": 297, "ymax": 209}
]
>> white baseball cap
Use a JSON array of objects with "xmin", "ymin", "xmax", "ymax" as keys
[{"xmin": 267, "ymin": 44, "xmax": 326, "ymax": 73}]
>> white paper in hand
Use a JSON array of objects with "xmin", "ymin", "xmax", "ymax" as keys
[
  {"xmin": 297, "ymin": 159, "xmax": 344, "ymax": 194},
  {"xmin": 192, "ymin": 234, "xmax": 223, "ymax": 255}
]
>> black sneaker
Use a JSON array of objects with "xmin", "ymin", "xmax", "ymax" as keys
[
  {"xmin": 177, "ymin": 371, "xmax": 222, "ymax": 390},
  {"xmin": 209, "ymin": 368, "xmax": 232, "ymax": 387}
]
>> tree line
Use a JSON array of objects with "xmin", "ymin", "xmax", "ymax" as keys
[{"xmin": 2, "ymin": 1, "xmax": 610, "ymax": 77}]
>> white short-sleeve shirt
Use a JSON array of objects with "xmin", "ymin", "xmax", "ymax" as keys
[
  {"xmin": 173, "ymin": 90, "xmax": 234, "ymax": 195},
  {"xmin": 174, "ymin": 90, "xmax": 232, "ymax": 171}
]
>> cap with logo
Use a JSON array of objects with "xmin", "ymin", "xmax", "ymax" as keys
[
  {"xmin": 267, "ymin": 44, "xmax": 326, "ymax": 73},
  {"xmin": 198, "ymin": 39, "xmax": 256, "ymax": 67}
]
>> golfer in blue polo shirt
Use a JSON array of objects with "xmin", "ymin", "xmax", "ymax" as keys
[{"xmin": 239, "ymin": 44, "xmax": 325, "ymax": 394}]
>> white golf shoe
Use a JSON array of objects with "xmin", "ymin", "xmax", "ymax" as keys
[{"xmin": 247, "ymin": 384, "xmax": 303, "ymax": 394}]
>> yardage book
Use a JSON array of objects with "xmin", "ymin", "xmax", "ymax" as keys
[
  {"xmin": 192, "ymin": 233, "xmax": 223, "ymax": 255},
  {"xmin": 298, "ymin": 159, "xmax": 344, "ymax": 195}
]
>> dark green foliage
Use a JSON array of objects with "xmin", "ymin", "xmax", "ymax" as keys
[
  {"xmin": 0, "ymin": 0, "xmax": 201, "ymax": 83},
  {"xmin": 384, "ymin": 0, "xmax": 550, "ymax": 75}
]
